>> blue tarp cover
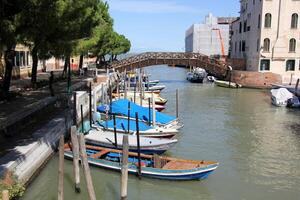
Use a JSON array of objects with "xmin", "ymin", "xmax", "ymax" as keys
[
  {"xmin": 99, "ymin": 118, "xmax": 151, "ymax": 132},
  {"xmin": 97, "ymin": 99, "xmax": 175, "ymax": 125}
]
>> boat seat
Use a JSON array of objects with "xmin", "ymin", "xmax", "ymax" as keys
[
  {"xmin": 91, "ymin": 150, "xmax": 110, "ymax": 158},
  {"xmin": 162, "ymin": 161, "xmax": 199, "ymax": 170},
  {"xmin": 153, "ymin": 154, "xmax": 168, "ymax": 168}
]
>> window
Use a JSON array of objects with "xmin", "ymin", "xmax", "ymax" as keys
[
  {"xmin": 15, "ymin": 51, "xmax": 20, "ymax": 67},
  {"xmin": 239, "ymin": 22, "xmax": 242, "ymax": 33},
  {"xmin": 239, "ymin": 41, "xmax": 242, "ymax": 52},
  {"xmin": 258, "ymin": 14, "xmax": 261, "ymax": 28},
  {"xmin": 260, "ymin": 59, "xmax": 270, "ymax": 71},
  {"xmin": 244, "ymin": 21, "xmax": 247, "ymax": 32},
  {"xmin": 291, "ymin": 13, "xmax": 298, "ymax": 29},
  {"xmin": 26, "ymin": 51, "xmax": 29, "ymax": 66},
  {"xmin": 257, "ymin": 39, "xmax": 260, "ymax": 52},
  {"xmin": 289, "ymin": 38, "xmax": 296, "ymax": 52},
  {"xmin": 263, "ymin": 38, "xmax": 270, "ymax": 52},
  {"xmin": 242, "ymin": 41, "xmax": 246, "ymax": 52},
  {"xmin": 265, "ymin": 13, "xmax": 272, "ymax": 28},
  {"xmin": 235, "ymin": 42, "xmax": 237, "ymax": 53},
  {"xmin": 286, "ymin": 60, "xmax": 295, "ymax": 71},
  {"xmin": 20, "ymin": 51, "xmax": 25, "ymax": 67}
]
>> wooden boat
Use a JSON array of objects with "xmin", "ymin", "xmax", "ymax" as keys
[
  {"xmin": 214, "ymin": 80, "xmax": 242, "ymax": 88},
  {"xmin": 85, "ymin": 129, "xmax": 178, "ymax": 154},
  {"xmin": 64, "ymin": 144, "xmax": 219, "ymax": 180}
]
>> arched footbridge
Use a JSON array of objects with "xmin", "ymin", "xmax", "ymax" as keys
[{"xmin": 109, "ymin": 52, "xmax": 230, "ymax": 79}]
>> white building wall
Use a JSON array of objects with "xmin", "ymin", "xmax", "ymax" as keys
[{"xmin": 185, "ymin": 13, "xmax": 230, "ymax": 57}]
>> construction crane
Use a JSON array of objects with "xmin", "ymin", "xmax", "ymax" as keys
[{"xmin": 212, "ymin": 28, "xmax": 225, "ymax": 59}]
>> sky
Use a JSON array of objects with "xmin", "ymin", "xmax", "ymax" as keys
[{"xmin": 105, "ymin": 0, "xmax": 240, "ymax": 52}]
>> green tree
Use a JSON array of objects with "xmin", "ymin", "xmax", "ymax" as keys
[
  {"xmin": 19, "ymin": 0, "xmax": 103, "ymax": 84},
  {"xmin": 74, "ymin": 1, "xmax": 113, "ymax": 69},
  {"xmin": 0, "ymin": 0, "xmax": 26, "ymax": 99}
]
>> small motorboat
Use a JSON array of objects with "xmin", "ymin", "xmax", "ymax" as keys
[
  {"xmin": 214, "ymin": 80, "xmax": 242, "ymax": 88},
  {"xmin": 85, "ymin": 129, "xmax": 178, "ymax": 154},
  {"xmin": 207, "ymin": 76, "xmax": 216, "ymax": 82},
  {"xmin": 64, "ymin": 144, "xmax": 219, "ymax": 181},
  {"xmin": 287, "ymin": 96, "xmax": 300, "ymax": 108},
  {"xmin": 186, "ymin": 68, "xmax": 207, "ymax": 83},
  {"xmin": 271, "ymin": 88, "xmax": 293, "ymax": 107},
  {"xmin": 146, "ymin": 85, "xmax": 166, "ymax": 92}
]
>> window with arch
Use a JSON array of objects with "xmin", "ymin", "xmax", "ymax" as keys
[
  {"xmin": 264, "ymin": 13, "xmax": 272, "ymax": 28},
  {"xmin": 289, "ymin": 38, "xmax": 296, "ymax": 52},
  {"xmin": 263, "ymin": 38, "xmax": 270, "ymax": 52},
  {"xmin": 291, "ymin": 13, "xmax": 298, "ymax": 29}
]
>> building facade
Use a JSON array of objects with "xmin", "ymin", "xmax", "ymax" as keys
[
  {"xmin": 231, "ymin": 0, "xmax": 300, "ymax": 84},
  {"xmin": 185, "ymin": 13, "xmax": 236, "ymax": 57}
]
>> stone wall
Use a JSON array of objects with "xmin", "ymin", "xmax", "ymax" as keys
[
  {"xmin": 227, "ymin": 58, "xmax": 246, "ymax": 71},
  {"xmin": 231, "ymin": 70, "xmax": 282, "ymax": 88}
]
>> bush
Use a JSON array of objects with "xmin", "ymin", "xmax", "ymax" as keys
[{"xmin": 0, "ymin": 172, "xmax": 25, "ymax": 200}]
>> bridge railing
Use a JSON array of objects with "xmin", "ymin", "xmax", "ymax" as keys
[{"xmin": 109, "ymin": 52, "xmax": 228, "ymax": 70}]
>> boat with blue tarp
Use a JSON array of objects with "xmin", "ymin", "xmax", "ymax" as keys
[{"xmin": 97, "ymin": 99, "xmax": 183, "ymax": 129}]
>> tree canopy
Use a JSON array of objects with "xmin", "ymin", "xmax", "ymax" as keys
[{"xmin": 0, "ymin": 0, "xmax": 131, "ymax": 98}]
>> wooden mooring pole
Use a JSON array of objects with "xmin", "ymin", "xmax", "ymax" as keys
[
  {"xmin": 152, "ymin": 93, "xmax": 156, "ymax": 126},
  {"xmin": 135, "ymin": 112, "xmax": 142, "ymax": 177},
  {"xmin": 176, "ymin": 89, "xmax": 179, "ymax": 118},
  {"xmin": 80, "ymin": 105, "xmax": 84, "ymax": 133},
  {"xmin": 89, "ymin": 82, "xmax": 92, "ymax": 127},
  {"xmin": 2, "ymin": 190, "xmax": 9, "ymax": 200},
  {"xmin": 148, "ymin": 98, "xmax": 151, "ymax": 126},
  {"xmin": 295, "ymin": 78, "xmax": 299, "ymax": 96},
  {"xmin": 120, "ymin": 135, "xmax": 129, "ymax": 200},
  {"xmin": 73, "ymin": 92, "xmax": 77, "ymax": 125},
  {"xmin": 58, "ymin": 135, "xmax": 64, "ymax": 200},
  {"xmin": 113, "ymin": 114, "xmax": 118, "ymax": 148},
  {"xmin": 70, "ymin": 126, "xmax": 80, "ymax": 193},
  {"xmin": 78, "ymin": 134, "xmax": 96, "ymax": 200},
  {"xmin": 127, "ymin": 102, "xmax": 131, "ymax": 134}
]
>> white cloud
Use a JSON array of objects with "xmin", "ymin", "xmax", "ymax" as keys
[{"xmin": 106, "ymin": 0, "xmax": 199, "ymax": 14}]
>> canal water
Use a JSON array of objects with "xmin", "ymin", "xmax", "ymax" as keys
[{"xmin": 22, "ymin": 65, "xmax": 300, "ymax": 200}]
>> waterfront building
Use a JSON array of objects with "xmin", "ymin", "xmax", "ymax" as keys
[
  {"xmin": 230, "ymin": 0, "xmax": 300, "ymax": 84},
  {"xmin": 185, "ymin": 13, "xmax": 237, "ymax": 58},
  {"xmin": 0, "ymin": 44, "xmax": 84, "ymax": 79}
]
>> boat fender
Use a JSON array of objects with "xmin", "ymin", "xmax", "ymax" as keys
[{"xmin": 135, "ymin": 162, "xmax": 146, "ymax": 167}]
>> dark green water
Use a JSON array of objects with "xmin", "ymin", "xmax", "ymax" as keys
[{"xmin": 22, "ymin": 66, "xmax": 300, "ymax": 200}]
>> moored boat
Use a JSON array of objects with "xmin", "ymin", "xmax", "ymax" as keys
[
  {"xmin": 96, "ymin": 117, "xmax": 178, "ymax": 138},
  {"xmin": 97, "ymin": 99, "xmax": 183, "ymax": 129},
  {"xmin": 85, "ymin": 129, "xmax": 178, "ymax": 154},
  {"xmin": 186, "ymin": 68, "xmax": 207, "ymax": 83},
  {"xmin": 214, "ymin": 80, "xmax": 242, "ymax": 88},
  {"xmin": 64, "ymin": 144, "xmax": 219, "ymax": 181},
  {"xmin": 271, "ymin": 88, "xmax": 293, "ymax": 107}
]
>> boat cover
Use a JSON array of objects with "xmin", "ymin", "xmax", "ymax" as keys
[
  {"xmin": 97, "ymin": 99, "xmax": 175, "ymax": 124},
  {"xmin": 98, "ymin": 118, "xmax": 152, "ymax": 131},
  {"xmin": 271, "ymin": 88, "xmax": 293, "ymax": 106}
]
